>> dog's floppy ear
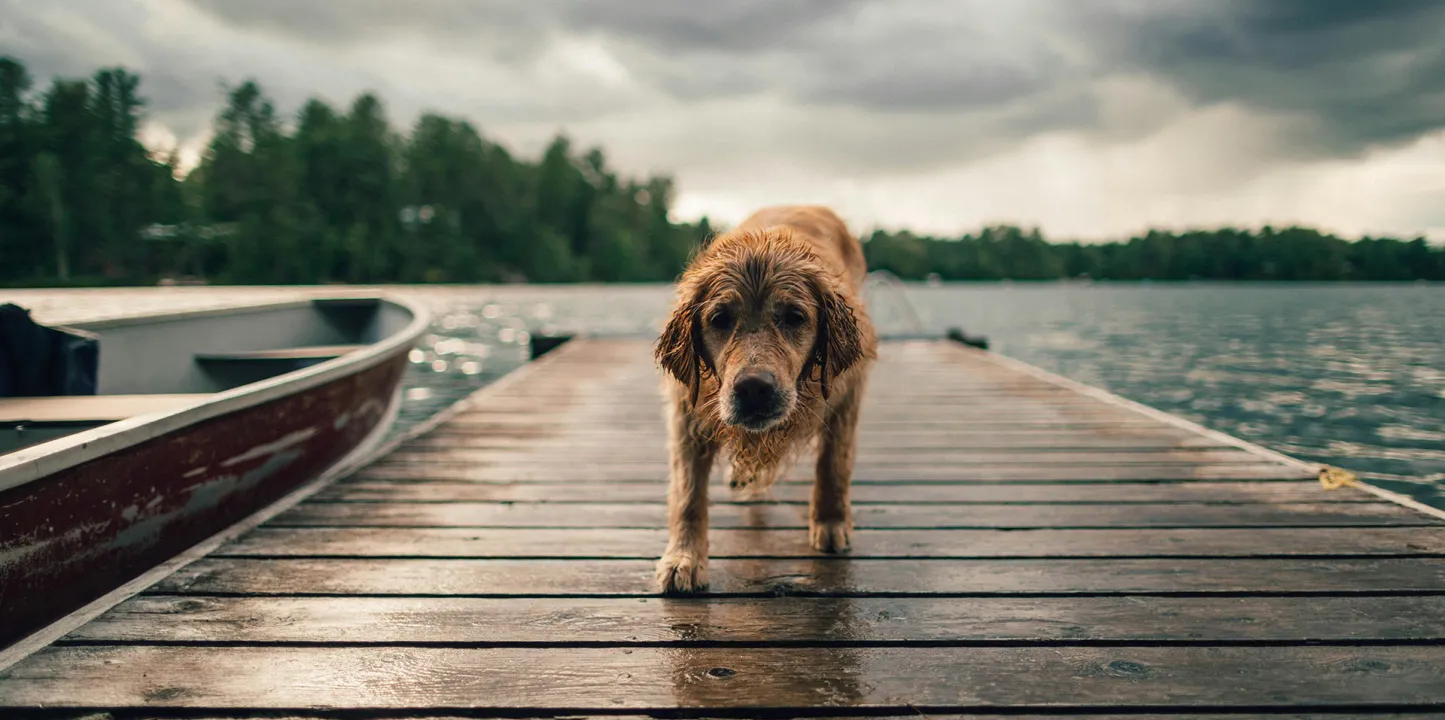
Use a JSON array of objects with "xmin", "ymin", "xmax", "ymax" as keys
[
  {"xmin": 655, "ymin": 284, "xmax": 716, "ymax": 406},
  {"xmin": 801, "ymin": 278, "xmax": 864, "ymax": 400}
]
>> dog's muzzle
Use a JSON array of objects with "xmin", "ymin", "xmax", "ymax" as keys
[{"xmin": 729, "ymin": 370, "xmax": 784, "ymax": 430}]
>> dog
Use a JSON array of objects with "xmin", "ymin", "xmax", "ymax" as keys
[{"xmin": 653, "ymin": 204, "xmax": 877, "ymax": 594}]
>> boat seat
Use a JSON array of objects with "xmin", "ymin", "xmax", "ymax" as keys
[
  {"xmin": 194, "ymin": 344, "xmax": 369, "ymax": 363},
  {"xmin": 0, "ymin": 394, "xmax": 211, "ymax": 423}
]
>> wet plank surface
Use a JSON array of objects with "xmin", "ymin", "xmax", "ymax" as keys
[
  {"xmin": 67, "ymin": 594, "xmax": 1445, "ymax": 644},
  {"xmin": 315, "ymin": 479, "xmax": 1380, "ymax": 503},
  {"xmin": 153, "ymin": 557, "xmax": 1445, "ymax": 595},
  {"xmin": 4, "ymin": 337, "xmax": 1443, "ymax": 717},
  {"xmin": 273, "ymin": 500, "xmax": 1426, "ymax": 528},
  {"xmin": 7, "ymin": 645, "xmax": 1445, "ymax": 710},
  {"xmin": 213, "ymin": 526, "xmax": 1445, "ymax": 558},
  {"xmin": 357, "ymin": 461, "xmax": 1316, "ymax": 482}
]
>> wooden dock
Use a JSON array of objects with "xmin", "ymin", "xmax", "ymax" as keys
[{"xmin": 3, "ymin": 337, "xmax": 1445, "ymax": 716}]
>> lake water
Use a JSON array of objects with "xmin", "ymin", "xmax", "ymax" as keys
[{"xmin": 391, "ymin": 282, "xmax": 1445, "ymax": 509}]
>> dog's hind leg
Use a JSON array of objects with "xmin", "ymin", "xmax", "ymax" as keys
[
  {"xmin": 811, "ymin": 381, "xmax": 864, "ymax": 553},
  {"xmin": 655, "ymin": 394, "xmax": 716, "ymax": 594}
]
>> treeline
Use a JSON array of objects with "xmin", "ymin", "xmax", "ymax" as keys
[
  {"xmin": 0, "ymin": 57, "xmax": 709, "ymax": 285},
  {"xmin": 865, "ymin": 225, "xmax": 1444, "ymax": 282},
  {"xmin": 2, "ymin": 57, "xmax": 1441, "ymax": 287}
]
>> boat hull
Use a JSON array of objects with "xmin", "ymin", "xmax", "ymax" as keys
[{"xmin": 0, "ymin": 300, "xmax": 420, "ymax": 647}]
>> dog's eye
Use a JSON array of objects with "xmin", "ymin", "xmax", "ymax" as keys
[
  {"xmin": 708, "ymin": 308, "xmax": 734, "ymax": 331},
  {"xmin": 778, "ymin": 306, "xmax": 807, "ymax": 330}
]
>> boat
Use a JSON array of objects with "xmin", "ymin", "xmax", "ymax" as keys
[{"xmin": 0, "ymin": 294, "xmax": 429, "ymax": 646}]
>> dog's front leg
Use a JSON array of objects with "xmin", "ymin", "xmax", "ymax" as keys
[
  {"xmin": 655, "ymin": 395, "xmax": 716, "ymax": 593},
  {"xmin": 812, "ymin": 382, "xmax": 863, "ymax": 552}
]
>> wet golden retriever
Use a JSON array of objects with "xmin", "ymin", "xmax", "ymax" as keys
[{"xmin": 653, "ymin": 204, "xmax": 877, "ymax": 593}]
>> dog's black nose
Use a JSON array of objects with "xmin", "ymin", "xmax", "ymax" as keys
[{"xmin": 732, "ymin": 371, "xmax": 779, "ymax": 416}]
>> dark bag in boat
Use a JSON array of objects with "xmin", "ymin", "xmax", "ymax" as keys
[{"xmin": 0, "ymin": 304, "xmax": 99, "ymax": 397}]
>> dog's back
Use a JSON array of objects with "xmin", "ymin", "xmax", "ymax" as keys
[{"xmin": 736, "ymin": 205, "xmax": 867, "ymax": 290}]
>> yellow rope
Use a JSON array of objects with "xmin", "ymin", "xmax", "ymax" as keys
[{"xmin": 1318, "ymin": 465, "xmax": 1361, "ymax": 490}]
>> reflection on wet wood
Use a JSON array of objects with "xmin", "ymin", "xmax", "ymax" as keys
[
  {"xmin": 358, "ymin": 461, "xmax": 1315, "ymax": 482},
  {"xmin": 274, "ymin": 500, "xmax": 1429, "ymax": 529},
  {"xmin": 4, "ymin": 337, "xmax": 1442, "ymax": 716},
  {"xmin": 6, "ymin": 645, "xmax": 1445, "ymax": 709},
  {"xmin": 67, "ymin": 594, "xmax": 1445, "ymax": 644},
  {"xmin": 442, "ymin": 414, "xmax": 1185, "ymax": 429},
  {"xmin": 216, "ymin": 525, "xmax": 1445, "ymax": 558},
  {"xmin": 319, "ymin": 479, "xmax": 1376, "ymax": 504},
  {"xmin": 410, "ymin": 430, "xmax": 1235, "ymax": 451},
  {"xmin": 36, "ymin": 716, "xmax": 1436, "ymax": 720},
  {"xmin": 382, "ymin": 448, "xmax": 1281, "ymax": 466},
  {"xmin": 153, "ymin": 556, "xmax": 1445, "ymax": 596}
]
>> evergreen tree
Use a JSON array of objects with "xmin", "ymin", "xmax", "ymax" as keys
[{"xmin": 0, "ymin": 55, "xmax": 1441, "ymax": 287}]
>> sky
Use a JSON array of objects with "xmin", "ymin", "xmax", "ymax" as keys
[{"xmin": 4, "ymin": 0, "xmax": 1444, "ymax": 241}]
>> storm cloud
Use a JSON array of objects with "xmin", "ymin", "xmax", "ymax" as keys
[
  {"xmin": 3, "ymin": 0, "xmax": 1443, "ymax": 238},
  {"xmin": 1091, "ymin": 0, "xmax": 1445, "ymax": 157}
]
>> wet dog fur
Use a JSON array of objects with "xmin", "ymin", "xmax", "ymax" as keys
[{"xmin": 653, "ymin": 205, "xmax": 877, "ymax": 594}]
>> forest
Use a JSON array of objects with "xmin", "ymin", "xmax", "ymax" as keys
[
  {"xmin": 1, "ymin": 57, "xmax": 1442, "ymax": 286},
  {"xmin": 863, "ymin": 225, "xmax": 1445, "ymax": 282}
]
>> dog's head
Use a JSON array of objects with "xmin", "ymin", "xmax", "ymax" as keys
[{"xmin": 656, "ymin": 228, "xmax": 864, "ymax": 432}]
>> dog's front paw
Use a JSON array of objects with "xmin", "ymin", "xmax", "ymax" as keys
[
  {"xmin": 809, "ymin": 519, "xmax": 852, "ymax": 553},
  {"xmin": 655, "ymin": 549, "xmax": 709, "ymax": 594}
]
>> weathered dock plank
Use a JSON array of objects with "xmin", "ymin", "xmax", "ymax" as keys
[
  {"xmin": 6, "ymin": 645, "xmax": 1445, "ymax": 710},
  {"xmin": 272, "ymin": 500, "xmax": 1425, "ymax": 528},
  {"xmin": 65, "ymin": 594, "xmax": 1445, "ymax": 644},
  {"xmin": 213, "ymin": 526, "xmax": 1445, "ymax": 558},
  {"xmin": 382, "ymin": 448, "xmax": 1285, "ymax": 466},
  {"xmin": 316, "ymin": 479, "xmax": 1379, "ymax": 503},
  {"xmin": 152, "ymin": 556, "xmax": 1445, "ymax": 596},
  {"xmin": 3, "ymin": 337, "xmax": 1443, "ymax": 717},
  {"xmin": 409, "ymin": 429, "xmax": 1237, "ymax": 450},
  {"xmin": 357, "ymin": 461, "xmax": 1314, "ymax": 482}
]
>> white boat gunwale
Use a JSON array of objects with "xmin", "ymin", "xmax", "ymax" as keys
[{"xmin": 0, "ymin": 292, "xmax": 432, "ymax": 494}]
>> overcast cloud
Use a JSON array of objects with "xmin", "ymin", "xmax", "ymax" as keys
[{"xmin": 3, "ymin": 0, "xmax": 1443, "ymax": 240}]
